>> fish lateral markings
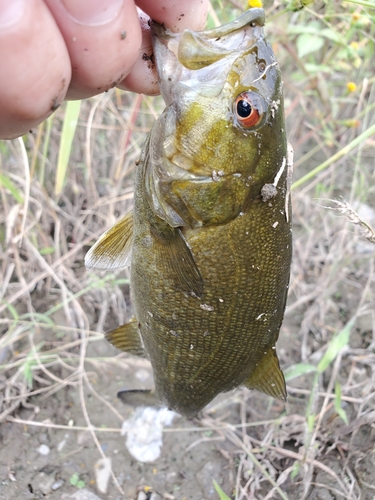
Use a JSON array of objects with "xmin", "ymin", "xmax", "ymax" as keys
[{"xmin": 85, "ymin": 8, "xmax": 293, "ymax": 417}]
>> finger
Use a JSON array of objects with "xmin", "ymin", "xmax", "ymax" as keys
[
  {"xmin": 44, "ymin": 0, "xmax": 142, "ymax": 100},
  {"xmin": 120, "ymin": 0, "xmax": 209, "ymax": 95},
  {"xmin": 117, "ymin": 11, "xmax": 159, "ymax": 96},
  {"xmin": 136, "ymin": 0, "xmax": 209, "ymax": 32},
  {"xmin": 0, "ymin": 0, "xmax": 71, "ymax": 140}
]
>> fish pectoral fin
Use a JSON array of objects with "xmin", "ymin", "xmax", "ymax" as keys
[
  {"xmin": 105, "ymin": 319, "xmax": 146, "ymax": 358},
  {"xmin": 152, "ymin": 224, "xmax": 204, "ymax": 298},
  {"xmin": 117, "ymin": 389, "xmax": 159, "ymax": 408},
  {"xmin": 85, "ymin": 211, "xmax": 133, "ymax": 270},
  {"xmin": 244, "ymin": 348, "xmax": 287, "ymax": 401}
]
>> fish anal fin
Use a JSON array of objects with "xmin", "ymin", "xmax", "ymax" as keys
[
  {"xmin": 85, "ymin": 211, "xmax": 133, "ymax": 270},
  {"xmin": 117, "ymin": 389, "xmax": 159, "ymax": 408},
  {"xmin": 105, "ymin": 319, "xmax": 146, "ymax": 358},
  {"xmin": 245, "ymin": 348, "xmax": 286, "ymax": 401}
]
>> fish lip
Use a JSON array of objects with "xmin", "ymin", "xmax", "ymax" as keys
[
  {"xmin": 151, "ymin": 8, "xmax": 265, "ymax": 39},
  {"xmin": 151, "ymin": 9, "xmax": 266, "ymax": 72}
]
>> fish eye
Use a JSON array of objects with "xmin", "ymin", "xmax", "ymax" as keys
[
  {"xmin": 234, "ymin": 92, "xmax": 263, "ymax": 128},
  {"xmin": 258, "ymin": 61, "xmax": 266, "ymax": 72}
]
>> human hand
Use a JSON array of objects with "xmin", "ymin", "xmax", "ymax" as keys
[{"xmin": 0, "ymin": 0, "xmax": 208, "ymax": 140}]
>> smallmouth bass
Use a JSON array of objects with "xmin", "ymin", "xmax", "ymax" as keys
[{"xmin": 86, "ymin": 8, "xmax": 293, "ymax": 417}]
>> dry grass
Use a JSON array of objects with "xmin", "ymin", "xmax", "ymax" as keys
[{"xmin": 1, "ymin": 0, "xmax": 375, "ymax": 498}]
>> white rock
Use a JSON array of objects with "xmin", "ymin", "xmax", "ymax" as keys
[
  {"xmin": 37, "ymin": 444, "xmax": 50, "ymax": 456},
  {"xmin": 121, "ymin": 407, "xmax": 176, "ymax": 462},
  {"xmin": 57, "ymin": 433, "xmax": 69, "ymax": 452},
  {"xmin": 94, "ymin": 457, "xmax": 112, "ymax": 494},
  {"xmin": 52, "ymin": 478, "xmax": 65, "ymax": 490}
]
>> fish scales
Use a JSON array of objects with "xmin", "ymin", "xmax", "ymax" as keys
[
  {"xmin": 132, "ymin": 186, "xmax": 291, "ymax": 415},
  {"xmin": 85, "ymin": 8, "xmax": 293, "ymax": 417}
]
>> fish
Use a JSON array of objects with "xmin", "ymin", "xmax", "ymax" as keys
[{"xmin": 85, "ymin": 8, "xmax": 293, "ymax": 418}]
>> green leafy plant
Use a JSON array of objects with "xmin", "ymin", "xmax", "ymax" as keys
[{"xmin": 69, "ymin": 473, "xmax": 85, "ymax": 489}]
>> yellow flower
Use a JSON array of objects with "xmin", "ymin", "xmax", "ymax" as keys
[
  {"xmin": 249, "ymin": 0, "xmax": 263, "ymax": 7},
  {"xmin": 350, "ymin": 41, "xmax": 359, "ymax": 50},
  {"xmin": 347, "ymin": 82, "xmax": 357, "ymax": 92},
  {"xmin": 352, "ymin": 12, "xmax": 361, "ymax": 21}
]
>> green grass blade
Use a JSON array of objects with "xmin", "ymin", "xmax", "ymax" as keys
[
  {"xmin": 292, "ymin": 123, "xmax": 375, "ymax": 191},
  {"xmin": 317, "ymin": 317, "xmax": 355, "ymax": 373},
  {"xmin": 0, "ymin": 173, "xmax": 23, "ymax": 203},
  {"xmin": 344, "ymin": 0, "xmax": 375, "ymax": 7},
  {"xmin": 284, "ymin": 363, "xmax": 317, "ymax": 382},
  {"xmin": 334, "ymin": 381, "xmax": 348, "ymax": 424},
  {"xmin": 213, "ymin": 480, "xmax": 231, "ymax": 500},
  {"xmin": 55, "ymin": 100, "xmax": 81, "ymax": 196},
  {"xmin": 39, "ymin": 114, "xmax": 53, "ymax": 186}
]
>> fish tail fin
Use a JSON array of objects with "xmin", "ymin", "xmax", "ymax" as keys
[{"xmin": 244, "ymin": 348, "xmax": 286, "ymax": 401}]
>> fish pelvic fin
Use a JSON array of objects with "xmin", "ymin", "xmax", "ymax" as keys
[
  {"xmin": 244, "ymin": 348, "xmax": 287, "ymax": 401},
  {"xmin": 105, "ymin": 318, "xmax": 146, "ymax": 358},
  {"xmin": 151, "ymin": 223, "xmax": 204, "ymax": 298},
  {"xmin": 85, "ymin": 211, "xmax": 133, "ymax": 270},
  {"xmin": 117, "ymin": 389, "xmax": 159, "ymax": 408}
]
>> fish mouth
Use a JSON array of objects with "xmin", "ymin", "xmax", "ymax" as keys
[
  {"xmin": 152, "ymin": 8, "xmax": 265, "ymax": 71},
  {"xmin": 152, "ymin": 8, "xmax": 271, "ymax": 105}
]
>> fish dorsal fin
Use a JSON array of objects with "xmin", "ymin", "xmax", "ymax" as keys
[
  {"xmin": 151, "ymin": 223, "xmax": 204, "ymax": 298},
  {"xmin": 105, "ymin": 318, "xmax": 146, "ymax": 358},
  {"xmin": 85, "ymin": 211, "xmax": 133, "ymax": 270},
  {"xmin": 117, "ymin": 389, "xmax": 159, "ymax": 408},
  {"xmin": 244, "ymin": 348, "xmax": 286, "ymax": 401}
]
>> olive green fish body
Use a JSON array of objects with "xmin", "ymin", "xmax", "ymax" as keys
[
  {"xmin": 85, "ymin": 9, "xmax": 293, "ymax": 417},
  {"xmin": 132, "ymin": 164, "xmax": 291, "ymax": 416}
]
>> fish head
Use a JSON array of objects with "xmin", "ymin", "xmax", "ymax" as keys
[{"xmin": 147, "ymin": 9, "xmax": 287, "ymax": 228}]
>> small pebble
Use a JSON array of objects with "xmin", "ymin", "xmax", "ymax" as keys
[
  {"xmin": 36, "ymin": 472, "xmax": 55, "ymax": 495},
  {"xmin": 37, "ymin": 444, "xmax": 50, "ymax": 456},
  {"xmin": 94, "ymin": 457, "xmax": 112, "ymax": 494},
  {"xmin": 52, "ymin": 478, "xmax": 65, "ymax": 491},
  {"xmin": 150, "ymin": 493, "xmax": 162, "ymax": 500},
  {"xmin": 57, "ymin": 433, "xmax": 69, "ymax": 451}
]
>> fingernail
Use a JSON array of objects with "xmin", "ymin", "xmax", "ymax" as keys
[
  {"xmin": 0, "ymin": 0, "xmax": 26, "ymax": 28},
  {"xmin": 61, "ymin": 0, "xmax": 124, "ymax": 26}
]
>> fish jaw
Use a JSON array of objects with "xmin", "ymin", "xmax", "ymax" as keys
[{"xmin": 152, "ymin": 8, "xmax": 266, "ymax": 104}]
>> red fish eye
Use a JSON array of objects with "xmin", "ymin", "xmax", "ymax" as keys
[{"xmin": 234, "ymin": 93, "xmax": 262, "ymax": 128}]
